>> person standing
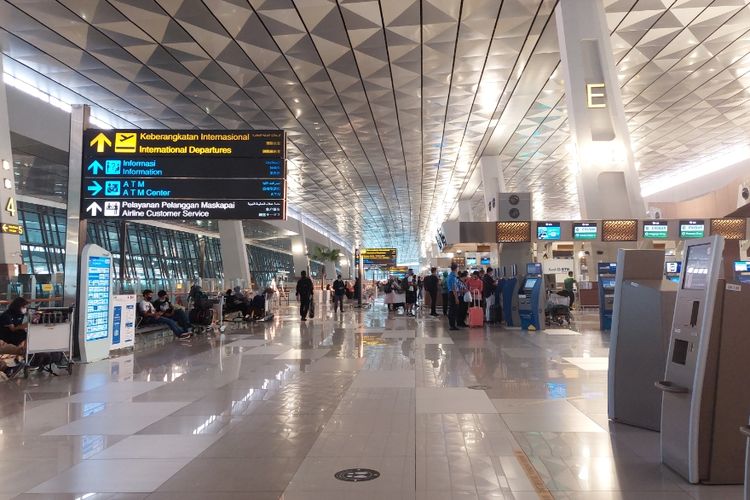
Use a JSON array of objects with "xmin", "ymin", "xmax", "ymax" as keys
[
  {"xmin": 482, "ymin": 267, "xmax": 497, "ymax": 323},
  {"xmin": 564, "ymin": 271, "xmax": 577, "ymax": 307},
  {"xmin": 423, "ymin": 267, "xmax": 440, "ymax": 317},
  {"xmin": 457, "ymin": 271, "xmax": 470, "ymax": 327},
  {"xmin": 332, "ymin": 274, "xmax": 346, "ymax": 314},
  {"xmin": 441, "ymin": 271, "xmax": 450, "ymax": 317},
  {"xmin": 403, "ymin": 269, "xmax": 417, "ymax": 317},
  {"xmin": 296, "ymin": 271, "xmax": 314, "ymax": 321},
  {"xmin": 447, "ymin": 264, "xmax": 460, "ymax": 330}
]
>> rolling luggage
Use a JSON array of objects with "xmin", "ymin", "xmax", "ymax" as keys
[
  {"xmin": 468, "ymin": 290, "xmax": 484, "ymax": 328},
  {"xmin": 189, "ymin": 307, "xmax": 214, "ymax": 326}
]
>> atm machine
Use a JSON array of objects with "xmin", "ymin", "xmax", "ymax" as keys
[
  {"xmin": 608, "ymin": 249, "xmax": 677, "ymax": 430},
  {"xmin": 597, "ymin": 262, "xmax": 617, "ymax": 330},
  {"xmin": 735, "ymin": 261, "xmax": 750, "ymax": 284},
  {"xmin": 518, "ymin": 263, "xmax": 544, "ymax": 331},
  {"xmin": 657, "ymin": 235, "xmax": 750, "ymax": 484},
  {"xmin": 502, "ymin": 265, "xmax": 520, "ymax": 327}
]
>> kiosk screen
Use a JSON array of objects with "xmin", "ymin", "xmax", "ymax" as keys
[
  {"xmin": 601, "ymin": 278, "xmax": 616, "ymax": 289},
  {"xmin": 665, "ymin": 261, "xmax": 682, "ymax": 274},
  {"xmin": 523, "ymin": 278, "xmax": 538, "ymax": 291},
  {"xmin": 734, "ymin": 261, "xmax": 750, "ymax": 284},
  {"xmin": 683, "ymin": 243, "xmax": 712, "ymax": 290},
  {"xmin": 526, "ymin": 263, "xmax": 542, "ymax": 275}
]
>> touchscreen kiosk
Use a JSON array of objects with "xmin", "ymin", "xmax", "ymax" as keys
[
  {"xmin": 502, "ymin": 269, "xmax": 520, "ymax": 327},
  {"xmin": 518, "ymin": 264, "xmax": 544, "ymax": 331},
  {"xmin": 658, "ymin": 235, "xmax": 750, "ymax": 484},
  {"xmin": 598, "ymin": 262, "xmax": 617, "ymax": 330},
  {"xmin": 78, "ymin": 244, "xmax": 114, "ymax": 363},
  {"xmin": 608, "ymin": 249, "xmax": 677, "ymax": 430},
  {"xmin": 665, "ymin": 261, "xmax": 682, "ymax": 283}
]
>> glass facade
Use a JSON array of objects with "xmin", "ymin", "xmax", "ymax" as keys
[{"xmin": 18, "ymin": 202, "xmax": 293, "ymax": 292}]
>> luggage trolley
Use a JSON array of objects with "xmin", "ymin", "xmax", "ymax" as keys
[{"xmin": 25, "ymin": 306, "xmax": 75, "ymax": 378}]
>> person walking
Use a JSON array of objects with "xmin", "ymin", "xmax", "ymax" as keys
[
  {"xmin": 332, "ymin": 274, "xmax": 346, "ymax": 314},
  {"xmin": 423, "ymin": 267, "xmax": 440, "ymax": 317},
  {"xmin": 482, "ymin": 267, "xmax": 497, "ymax": 323},
  {"xmin": 564, "ymin": 271, "xmax": 577, "ymax": 308},
  {"xmin": 447, "ymin": 264, "xmax": 460, "ymax": 330},
  {"xmin": 296, "ymin": 271, "xmax": 314, "ymax": 321},
  {"xmin": 403, "ymin": 269, "xmax": 417, "ymax": 317}
]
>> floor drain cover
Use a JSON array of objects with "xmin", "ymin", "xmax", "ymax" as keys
[
  {"xmin": 468, "ymin": 384, "xmax": 490, "ymax": 390},
  {"xmin": 334, "ymin": 468, "xmax": 381, "ymax": 482}
]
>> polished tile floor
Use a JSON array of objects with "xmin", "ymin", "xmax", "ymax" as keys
[{"xmin": 0, "ymin": 298, "xmax": 743, "ymax": 499}]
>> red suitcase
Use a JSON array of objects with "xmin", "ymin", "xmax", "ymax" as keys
[{"xmin": 468, "ymin": 290, "xmax": 484, "ymax": 328}]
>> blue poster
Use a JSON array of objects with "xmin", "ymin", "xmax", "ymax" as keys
[{"xmin": 112, "ymin": 305, "xmax": 122, "ymax": 345}]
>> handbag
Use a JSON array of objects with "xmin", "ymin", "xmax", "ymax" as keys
[{"xmin": 463, "ymin": 291, "xmax": 472, "ymax": 303}]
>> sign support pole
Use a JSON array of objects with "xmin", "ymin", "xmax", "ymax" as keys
[
  {"xmin": 63, "ymin": 105, "xmax": 89, "ymax": 355},
  {"xmin": 355, "ymin": 247, "xmax": 362, "ymax": 308},
  {"xmin": 118, "ymin": 220, "xmax": 128, "ymax": 288}
]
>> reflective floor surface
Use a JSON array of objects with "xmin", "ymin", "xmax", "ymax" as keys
[{"xmin": 0, "ymin": 299, "xmax": 743, "ymax": 499}]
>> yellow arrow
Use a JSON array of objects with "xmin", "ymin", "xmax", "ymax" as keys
[
  {"xmin": 1, "ymin": 225, "xmax": 6, "ymax": 232},
  {"xmin": 89, "ymin": 132, "xmax": 112, "ymax": 153}
]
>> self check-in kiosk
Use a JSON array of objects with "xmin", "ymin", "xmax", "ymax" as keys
[
  {"xmin": 608, "ymin": 249, "xmax": 677, "ymax": 431},
  {"xmin": 657, "ymin": 235, "xmax": 750, "ymax": 484},
  {"xmin": 502, "ymin": 265, "xmax": 520, "ymax": 327},
  {"xmin": 598, "ymin": 262, "xmax": 617, "ymax": 330},
  {"xmin": 519, "ymin": 263, "xmax": 544, "ymax": 331}
]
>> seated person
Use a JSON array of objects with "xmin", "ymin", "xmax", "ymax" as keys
[
  {"xmin": 154, "ymin": 290, "xmax": 190, "ymax": 330},
  {"xmin": 139, "ymin": 290, "xmax": 191, "ymax": 339},
  {"xmin": 0, "ymin": 297, "xmax": 29, "ymax": 346},
  {"xmin": 224, "ymin": 289, "xmax": 251, "ymax": 319},
  {"xmin": 247, "ymin": 292, "xmax": 266, "ymax": 320}
]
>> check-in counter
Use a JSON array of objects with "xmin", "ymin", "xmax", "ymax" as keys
[{"xmin": 578, "ymin": 281, "xmax": 599, "ymax": 308}]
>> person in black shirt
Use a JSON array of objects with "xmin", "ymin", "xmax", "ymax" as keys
[
  {"xmin": 332, "ymin": 275, "xmax": 346, "ymax": 314},
  {"xmin": 0, "ymin": 297, "xmax": 29, "ymax": 346},
  {"xmin": 296, "ymin": 270, "xmax": 314, "ymax": 321},
  {"xmin": 423, "ymin": 267, "xmax": 440, "ymax": 317},
  {"xmin": 482, "ymin": 267, "xmax": 498, "ymax": 323}
]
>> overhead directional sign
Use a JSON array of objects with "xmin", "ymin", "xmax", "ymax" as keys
[
  {"xmin": 0, "ymin": 223, "xmax": 23, "ymax": 235},
  {"xmin": 361, "ymin": 248, "xmax": 397, "ymax": 267},
  {"xmin": 80, "ymin": 129, "xmax": 286, "ymax": 220}
]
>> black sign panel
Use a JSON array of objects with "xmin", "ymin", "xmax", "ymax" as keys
[{"xmin": 81, "ymin": 129, "xmax": 286, "ymax": 220}]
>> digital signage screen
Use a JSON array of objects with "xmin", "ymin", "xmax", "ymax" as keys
[
  {"xmin": 527, "ymin": 262, "xmax": 542, "ymax": 275},
  {"xmin": 597, "ymin": 262, "xmax": 617, "ymax": 276},
  {"xmin": 85, "ymin": 255, "xmax": 111, "ymax": 342},
  {"xmin": 573, "ymin": 222, "xmax": 597, "ymax": 240},
  {"xmin": 466, "ymin": 257, "xmax": 477, "ymax": 266},
  {"xmin": 480, "ymin": 257, "xmax": 491, "ymax": 266},
  {"xmin": 680, "ymin": 220, "xmax": 705, "ymax": 239},
  {"xmin": 537, "ymin": 222, "xmax": 561, "ymax": 240},
  {"xmin": 643, "ymin": 220, "xmax": 669, "ymax": 239}
]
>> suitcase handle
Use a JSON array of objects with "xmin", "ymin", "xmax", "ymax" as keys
[{"xmin": 472, "ymin": 289, "xmax": 482, "ymax": 307}]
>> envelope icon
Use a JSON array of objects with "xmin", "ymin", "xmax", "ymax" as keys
[{"xmin": 114, "ymin": 132, "xmax": 137, "ymax": 153}]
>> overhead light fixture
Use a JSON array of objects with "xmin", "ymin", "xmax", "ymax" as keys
[
  {"xmin": 3, "ymin": 179, "xmax": 11, "ymax": 189},
  {"xmin": 1, "ymin": 160, "xmax": 8, "ymax": 171}
]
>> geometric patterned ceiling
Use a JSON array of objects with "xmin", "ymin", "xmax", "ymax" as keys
[{"xmin": 2, "ymin": 0, "xmax": 750, "ymax": 261}]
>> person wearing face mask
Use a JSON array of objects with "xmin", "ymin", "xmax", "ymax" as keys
[
  {"xmin": 154, "ymin": 290, "xmax": 191, "ymax": 331},
  {"xmin": 0, "ymin": 297, "xmax": 30, "ymax": 346},
  {"xmin": 139, "ymin": 290, "xmax": 191, "ymax": 339}
]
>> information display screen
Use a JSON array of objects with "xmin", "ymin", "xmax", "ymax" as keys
[
  {"xmin": 734, "ymin": 261, "xmax": 750, "ymax": 284},
  {"xmin": 537, "ymin": 222, "xmax": 561, "ymax": 240},
  {"xmin": 680, "ymin": 220, "xmax": 705, "ymax": 239},
  {"xmin": 480, "ymin": 257, "xmax": 491, "ymax": 266},
  {"xmin": 80, "ymin": 129, "xmax": 286, "ymax": 220},
  {"xmin": 665, "ymin": 261, "xmax": 682, "ymax": 274},
  {"xmin": 466, "ymin": 257, "xmax": 477, "ymax": 266},
  {"xmin": 527, "ymin": 262, "xmax": 542, "ymax": 275},
  {"xmin": 573, "ymin": 222, "xmax": 597, "ymax": 240},
  {"xmin": 85, "ymin": 256, "xmax": 111, "ymax": 342},
  {"xmin": 643, "ymin": 220, "xmax": 669, "ymax": 239},
  {"xmin": 683, "ymin": 243, "xmax": 712, "ymax": 290},
  {"xmin": 362, "ymin": 248, "xmax": 397, "ymax": 266}
]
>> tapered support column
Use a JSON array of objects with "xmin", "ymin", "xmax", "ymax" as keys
[{"xmin": 218, "ymin": 220, "xmax": 252, "ymax": 288}]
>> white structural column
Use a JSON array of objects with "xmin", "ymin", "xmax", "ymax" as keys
[
  {"xmin": 291, "ymin": 218, "xmax": 309, "ymax": 278},
  {"xmin": 479, "ymin": 156, "xmax": 506, "ymax": 222},
  {"xmin": 556, "ymin": 0, "xmax": 645, "ymax": 219},
  {"xmin": 218, "ymin": 220, "xmax": 252, "ymax": 287},
  {"xmin": 458, "ymin": 200, "xmax": 475, "ymax": 222},
  {"xmin": 0, "ymin": 58, "xmax": 23, "ymax": 276}
]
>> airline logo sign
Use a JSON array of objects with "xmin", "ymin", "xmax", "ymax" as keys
[{"xmin": 81, "ymin": 129, "xmax": 287, "ymax": 221}]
